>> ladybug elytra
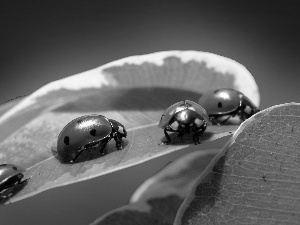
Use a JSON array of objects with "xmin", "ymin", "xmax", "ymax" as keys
[
  {"xmin": 0, "ymin": 164, "xmax": 28, "ymax": 199},
  {"xmin": 158, "ymin": 100, "xmax": 211, "ymax": 145},
  {"xmin": 198, "ymin": 88, "xmax": 260, "ymax": 124},
  {"xmin": 57, "ymin": 115, "xmax": 127, "ymax": 163}
]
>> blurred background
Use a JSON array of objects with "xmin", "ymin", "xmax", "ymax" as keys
[{"xmin": 0, "ymin": 0, "xmax": 300, "ymax": 224}]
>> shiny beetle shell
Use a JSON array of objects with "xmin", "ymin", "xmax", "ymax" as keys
[
  {"xmin": 198, "ymin": 88, "xmax": 242, "ymax": 115},
  {"xmin": 198, "ymin": 88, "xmax": 260, "ymax": 123},
  {"xmin": 0, "ymin": 164, "xmax": 26, "ymax": 198},
  {"xmin": 159, "ymin": 100, "xmax": 211, "ymax": 129},
  {"xmin": 57, "ymin": 115, "xmax": 112, "ymax": 159},
  {"xmin": 158, "ymin": 100, "xmax": 211, "ymax": 145}
]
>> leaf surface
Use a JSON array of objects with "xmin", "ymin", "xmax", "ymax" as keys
[
  {"xmin": 175, "ymin": 103, "xmax": 300, "ymax": 225},
  {"xmin": 0, "ymin": 51, "xmax": 259, "ymax": 204},
  {"xmin": 91, "ymin": 149, "xmax": 220, "ymax": 225}
]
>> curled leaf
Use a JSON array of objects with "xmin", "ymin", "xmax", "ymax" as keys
[
  {"xmin": 0, "ymin": 51, "xmax": 259, "ymax": 204},
  {"xmin": 91, "ymin": 149, "xmax": 220, "ymax": 225},
  {"xmin": 175, "ymin": 103, "xmax": 300, "ymax": 225}
]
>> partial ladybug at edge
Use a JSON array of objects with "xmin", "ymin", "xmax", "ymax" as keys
[
  {"xmin": 198, "ymin": 88, "xmax": 260, "ymax": 124},
  {"xmin": 57, "ymin": 115, "xmax": 127, "ymax": 163},
  {"xmin": 0, "ymin": 164, "xmax": 29, "ymax": 199},
  {"xmin": 158, "ymin": 100, "xmax": 211, "ymax": 145}
]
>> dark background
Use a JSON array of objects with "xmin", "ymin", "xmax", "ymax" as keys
[{"xmin": 1, "ymin": 1, "xmax": 300, "ymax": 224}]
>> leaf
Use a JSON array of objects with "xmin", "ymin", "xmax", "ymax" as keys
[
  {"xmin": 0, "ymin": 51, "xmax": 259, "ymax": 204},
  {"xmin": 0, "ymin": 97, "xmax": 24, "ymax": 117},
  {"xmin": 174, "ymin": 103, "xmax": 300, "ymax": 225},
  {"xmin": 91, "ymin": 149, "xmax": 220, "ymax": 225}
]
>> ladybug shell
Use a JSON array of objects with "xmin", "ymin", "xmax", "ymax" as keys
[
  {"xmin": 0, "ymin": 164, "xmax": 25, "ymax": 188},
  {"xmin": 57, "ymin": 115, "xmax": 112, "ymax": 159},
  {"xmin": 158, "ymin": 100, "xmax": 211, "ymax": 129},
  {"xmin": 198, "ymin": 88, "xmax": 242, "ymax": 115}
]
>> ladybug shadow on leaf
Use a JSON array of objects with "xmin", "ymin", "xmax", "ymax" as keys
[
  {"xmin": 52, "ymin": 87, "xmax": 203, "ymax": 113},
  {"xmin": 161, "ymin": 131, "xmax": 214, "ymax": 146},
  {"xmin": 52, "ymin": 138, "xmax": 130, "ymax": 164},
  {"xmin": 210, "ymin": 115, "xmax": 247, "ymax": 126}
]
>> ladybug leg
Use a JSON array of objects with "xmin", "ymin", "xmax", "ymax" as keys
[
  {"xmin": 192, "ymin": 129, "xmax": 205, "ymax": 145},
  {"xmin": 241, "ymin": 110, "xmax": 251, "ymax": 121},
  {"xmin": 177, "ymin": 130, "xmax": 185, "ymax": 142},
  {"xmin": 113, "ymin": 132, "xmax": 123, "ymax": 150},
  {"xmin": 209, "ymin": 116, "xmax": 218, "ymax": 125},
  {"xmin": 236, "ymin": 110, "xmax": 246, "ymax": 122},
  {"xmin": 16, "ymin": 174, "xmax": 30, "ymax": 185},
  {"xmin": 192, "ymin": 134, "xmax": 199, "ymax": 145},
  {"xmin": 70, "ymin": 147, "xmax": 85, "ymax": 163},
  {"xmin": 99, "ymin": 137, "xmax": 111, "ymax": 154},
  {"xmin": 18, "ymin": 178, "xmax": 30, "ymax": 185},
  {"xmin": 163, "ymin": 128, "xmax": 171, "ymax": 144},
  {"xmin": 239, "ymin": 113, "xmax": 246, "ymax": 121},
  {"xmin": 0, "ymin": 187, "xmax": 14, "ymax": 199}
]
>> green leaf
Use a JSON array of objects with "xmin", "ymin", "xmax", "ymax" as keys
[
  {"xmin": 0, "ymin": 51, "xmax": 259, "ymax": 204},
  {"xmin": 91, "ymin": 149, "xmax": 220, "ymax": 225},
  {"xmin": 174, "ymin": 103, "xmax": 300, "ymax": 225}
]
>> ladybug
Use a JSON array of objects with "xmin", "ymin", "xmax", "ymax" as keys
[
  {"xmin": 57, "ymin": 115, "xmax": 127, "ymax": 163},
  {"xmin": 0, "ymin": 164, "xmax": 28, "ymax": 199},
  {"xmin": 158, "ymin": 100, "xmax": 211, "ymax": 145},
  {"xmin": 198, "ymin": 88, "xmax": 260, "ymax": 124}
]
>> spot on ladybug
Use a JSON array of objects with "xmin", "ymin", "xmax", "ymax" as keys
[
  {"xmin": 64, "ymin": 136, "xmax": 70, "ymax": 145},
  {"xmin": 244, "ymin": 105, "xmax": 253, "ymax": 114},
  {"xmin": 194, "ymin": 118, "xmax": 203, "ymax": 127},
  {"xmin": 170, "ymin": 121, "xmax": 179, "ymax": 130},
  {"xmin": 90, "ymin": 129, "xmax": 97, "ymax": 136},
  {"xmin": 218, "ymin": 102, "xmax": 222, "ymax": 108}
]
